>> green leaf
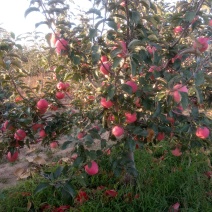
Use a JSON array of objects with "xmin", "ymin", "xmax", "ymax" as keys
[
  {"xmin": 101, "ymin": 139, "xmax": 106, "ymax": 149},
  {"xmin": 24, "ymin": 7, "xmax": 40, "ymax": 18},
  {"xmin": 180, "ymin": 92, "xmax": 189, "ymax": 109},
  {"xmin": 130, "ymin": 60, "xmax": 137, "ymax": 76},
  {"xmin": 86, "ymin": 8, "xmax": 101, "ymax": 17},
  {"xmin": 128, "ymin": 39, "xmax": 143, "ymax": 50},
  {"xmin": 152, "ymin": 102, "xmax": 161, "ymax": 118},
  {"xmin": 121, "ymin": 84, "xmax": 133, "ymax": 94},
  {"xmin": 53, "ymin": 166, "xmax": 63, "ymax": 179},
  {"xmin": 107, "ymin": 20, "xmax": 117, "ymax": 31},
  {"xmin": 194, "ymin": 87, "xmax": 203, "ymax": 103},
  {"xmin": 61, "ymin": 140, "xmax": 72, "ymax": 150},
  {"xmin": 148, "ymin": 34, "xmax": 158, "ymax": 41},
  {"xmin": 194, "ymin": 71, "xmax": 204, "ymax": 86},
  {"xmin": 34, "ymin": 183, "xmax": 49, "ymax": 195},
  {"xmin": 89, "ymin": 28, "xmax": 97, "ymax": 39},
  {"xmin": 185, "ymin": 11, "xmax": 196, "ymax": 22},
  {"xmin": 63, "ymin": 182, "xmax": 76, "ymax": 198},
  {"xmin": 131, "ymin": 11, "xmax": 141, "ymax": 25},
  {"xmin": 133, "ymin": 128, "xmax": 148, "ymax": 136},
  {"xmin": 107, "ymin": 84, "xmax": 115, "ymax": 99}
]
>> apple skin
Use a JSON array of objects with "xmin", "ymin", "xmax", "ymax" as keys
[
  {"xmin": 193, "ymin": 37, "xmax": 209, "ymax": 52},
  {"xmin": 101, "ymin": 98, "xmax": 113, "ymax": 109},
  {"xmin": 39, "ymin": 129, "xmax": 47, "ymax": 138},
  {"xmin": 209, "ymin": 20, "xmax": 212, "ymax": 26},
  {"xmin": 84, "ymin": 161, "xmax": 99, "ymax": 175},
  {"xmin": 156, "ymin": 132, "xmax": 165, "ymax": 141},
  {"xmin": 125, "ymin": 80, "xmax": 138, "ymax": 93},
  {"xmin": 77, "ymin": 132, "xmax": 85, "ymax": 140},
  {"xmin": 14, "ymin": 129, "xmax": 26, "ymax": 141},
  {"xmin": 37, "ymin": 99, "xmax": 49, "ymax": 111},
  {"xmin": 55, "ymin": 38, "xmax": 68, "ymax": 54},
  {"xmin": 174, "ymin": 26, "xmax": 183, "ymax": 34},
  {"xmin": 101, "ymin": 55, "xmax": 108, "ymax": 62},
  {"xmin": 50, "ymin": 141, "xmax": 58, "ymax": 148},
  {"xmin": 56, "ymin": 92, "xmax": 65, "ymax": 99},
  {"xmin": 125, "ymin": 112, "xmax": 137, "ymax": 123},
  {"xmin": 112, "ymin": 126, "xmax": 124, "ymax": 137},
  {"xmin": 7, "ymin": 151, "xmax": 18, "ymax": 162},
  {"xmin": 57, "ymin": 82, "xmax": 66, "ymax": 90},
  {"xmin": 196, "ymin": 127, "xmax": 210, "ymax": 139},
  {"xmin": 171, "ymin": 148, "xmax": 182, "ymax": 157},
  {"xmin": 171, "ymin": 84, "xmax": 188, "ymax": 103},
  {"xmin": 100, "ymin": 62, "xmax": 111, "ymax": 75}
]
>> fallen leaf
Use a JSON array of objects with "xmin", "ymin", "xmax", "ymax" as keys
[{"xmin": 33, "ymin": 156, "xmax": 46, "ymax": 165}]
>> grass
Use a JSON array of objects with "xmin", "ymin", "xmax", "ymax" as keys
[{"xmin": 1, "ymin": 141, "xmax": 212, "ymax": 211}]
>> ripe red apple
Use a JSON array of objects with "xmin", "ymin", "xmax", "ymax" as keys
[
  {"xmin": 167, "ymin": 117, "xmax": 175, "ymax": 125},
  {"xmin": 50, "ymin": 104, "xmax": 58, "ymax": 111},
  {"xmin": 7, "ymin": 151, "xmax": 18, "ymax": 162},
  {"xmin": 156, "ymin": 132, "xmax": 165, "ymax": 141},
  {"xmin": 116, "ymin": 40, "xmax": 127, "ymax": 57},
  {"xmin": 146, "ymin": 46, "xmax": 157, "ymax": 54},
  {"xmin": 15, "ymin": 96, "xmax": 23, "ymax": 102},
  {"xmin": 101, "ymin": 97, "xmax": 113, "ymax": 108},
  {"xmin": 56, "ymin": 82, "xmax": 66, "ymax": 90},
  {"xmin": 14, "ymin": 129, "xmax": 26, "ymax": 141},
  {"xmin": 148, "ymin": 65, "xmax": 161, "ymax": 72},
  {"xmin": 39, "ymin": 129, "xmax": 47, "ymax": 138},
  {"xmin": 32, "ymin": 123, "xmax": 44, "ymax": 132},
  {"xmin": 77, "ymin": 132, "xmax": 85, "ymax": 140},
  {"xmin": 209, "ymin": 20, "xmax": 212, "ymax": 26},
  {"xmin": 2, "ymin": 120, "xmax": 13, "ymax": 131},
  {"xmin": 50, "ymin": 33, "xmax": 59, "ymax": 47},
  {"xmin": 37, "ymin": 99, "xmax": 49, "ymax": 111},
  {"xmin": 100, "ymin": 61, "xmax": 111, "ymax": 75},
  {"xmin": 56, "ymin": 92, "xmax": 65, "ymax": 99},
  {"xmin": 50, "ymin": 141, "xmax": 58, "ymax": 148},
  {"xmin": 112, "ymin": 126, "xmax": 124, "ymax": 137},
  {"xmin": 101, "ymin": 55, "xmax": 108, "ymax": 62},
  {"xmin": 84, "ymin": 161, "xmax": 99, "ymax": 175},
  {"xmin": 55, "ymin": 38, "xmax": 68, "ymax": 54},
  {"xmin": 105, "ymin": 189, "xmax": 118, "ymax": 197},
  {"xmin": 174, "ymin": 26, "xmax": 183, "ymax": 34},
  {"xmin": 193, "ymin": 37, "xmax": 209, "ymax": 52},
  {"xmin": 125, "ymin": 112, "xmax": 137, "ymax": 123},
  {"xmin": 171, "ymin": 84, "xmax": 188, "ymax": 103},
  {"xmin": 125, "ymin": 80, "xmax": 138, "ymax": 93},
  {"xmin": 196, "ymin": 127, "xmax": 210, "ymax": 139},
  {"xmin": 171, "ymin": 148, "xmax": 182, "ymax": 157}
]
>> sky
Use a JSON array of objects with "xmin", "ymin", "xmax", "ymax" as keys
[
  {"xmin": 0, "ymin": 0, "xmax": 175, "ymax": 38},
  {"xmin": 0, "ymin": 0, "xmax": 92, "ymax": 37}
]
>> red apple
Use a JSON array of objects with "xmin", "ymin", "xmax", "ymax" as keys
[
  {"xmin": 56, "ymin": 82, "xmax": 66, "ymax": 90},
  {"xmin": 105, "ymin": 189, "xmax": 118, "ymax": 197},
  {"xmin": 171, "ymin": 84, "xmax": 188, "ymax": 103},
  {"xmin": 77, "ymin": 132, "xmax": 85, "ymax": 140},
  {"xmin": 85, "ymin": 161, "xmax": 99, "ymax": 175},
  {"xmin": 171, "ymin": 148, "xmax": 182, "ymax": 157},
  {"xmin": 15, "ymin": 96, "xmax": 23, "ymax": 102},
  {"xmin": 146, "ymin": 46, "xmax": 157, "ymax": 54},
  {"xmin": 209, "ymin": 20, "xmax": 212, "ymax": 26},
  {"xmin": 32, "ymin": 123, "xmax": 44, "ymax": 132},
  {"xmin": 125, "ymin": 112, "xmax": 137, "ymax": 123},
  {"xmin": 156, "ymin": 132, "xmax": 165, "ymax": 141},
  {"xmin": 100, "ymin": 61, "xmax": 111, "ymax": 75},
  {"xmin": 37, "ymin": 99, "xmax": 49, "ymax": 111},
  {"xmin": 39, "ymin": 129, "xmax": 47, "ymax": 138},
  {"xmin": 55, "ymin": 38, "xmax": 68, "ymax": 54},
  {"xmin": 2, "ymin": 120, "xmax": 13, "ymax": 131},
  {"xmin": 56, "ymin": 92, "xmax": 65, "ymax": 99},
  {"xmin": 14, "ymin": 129, "xmax": 26, "ymax": 141},
  {"xmin": 174, "ymin": 26, "xmax": 183, "ymax": 34},
  {"xmin": 193, "ymin": 37, "xmax": 209, "ymax": 52},
  {"xmin": 112, "ymin": 126, "xmax": 124, "ymax": 137},
  {"xmin": 125, "ymin": 80, "xmax": 138, "ymax": 93},
  {"xmin": 50, "ymin": 33, "xmax": 59, "ymax": 47},
  {"xmin": 7, "ymin": 151, "xmax": 18, "ymax": 162},
  {"xmin": 50, "ymin": 141, "xmax": 58, "ymax": 148},
  {"xmin": 101, "ymin": 55, "xmax": 108, "ymax": 62},
  {"xmin": 101, "ymin": 97, "xmax": 113, "ymax": 108},
  {"xmin": 196, "ymin": 126, "xmax": 210, "ymax": 139}
]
